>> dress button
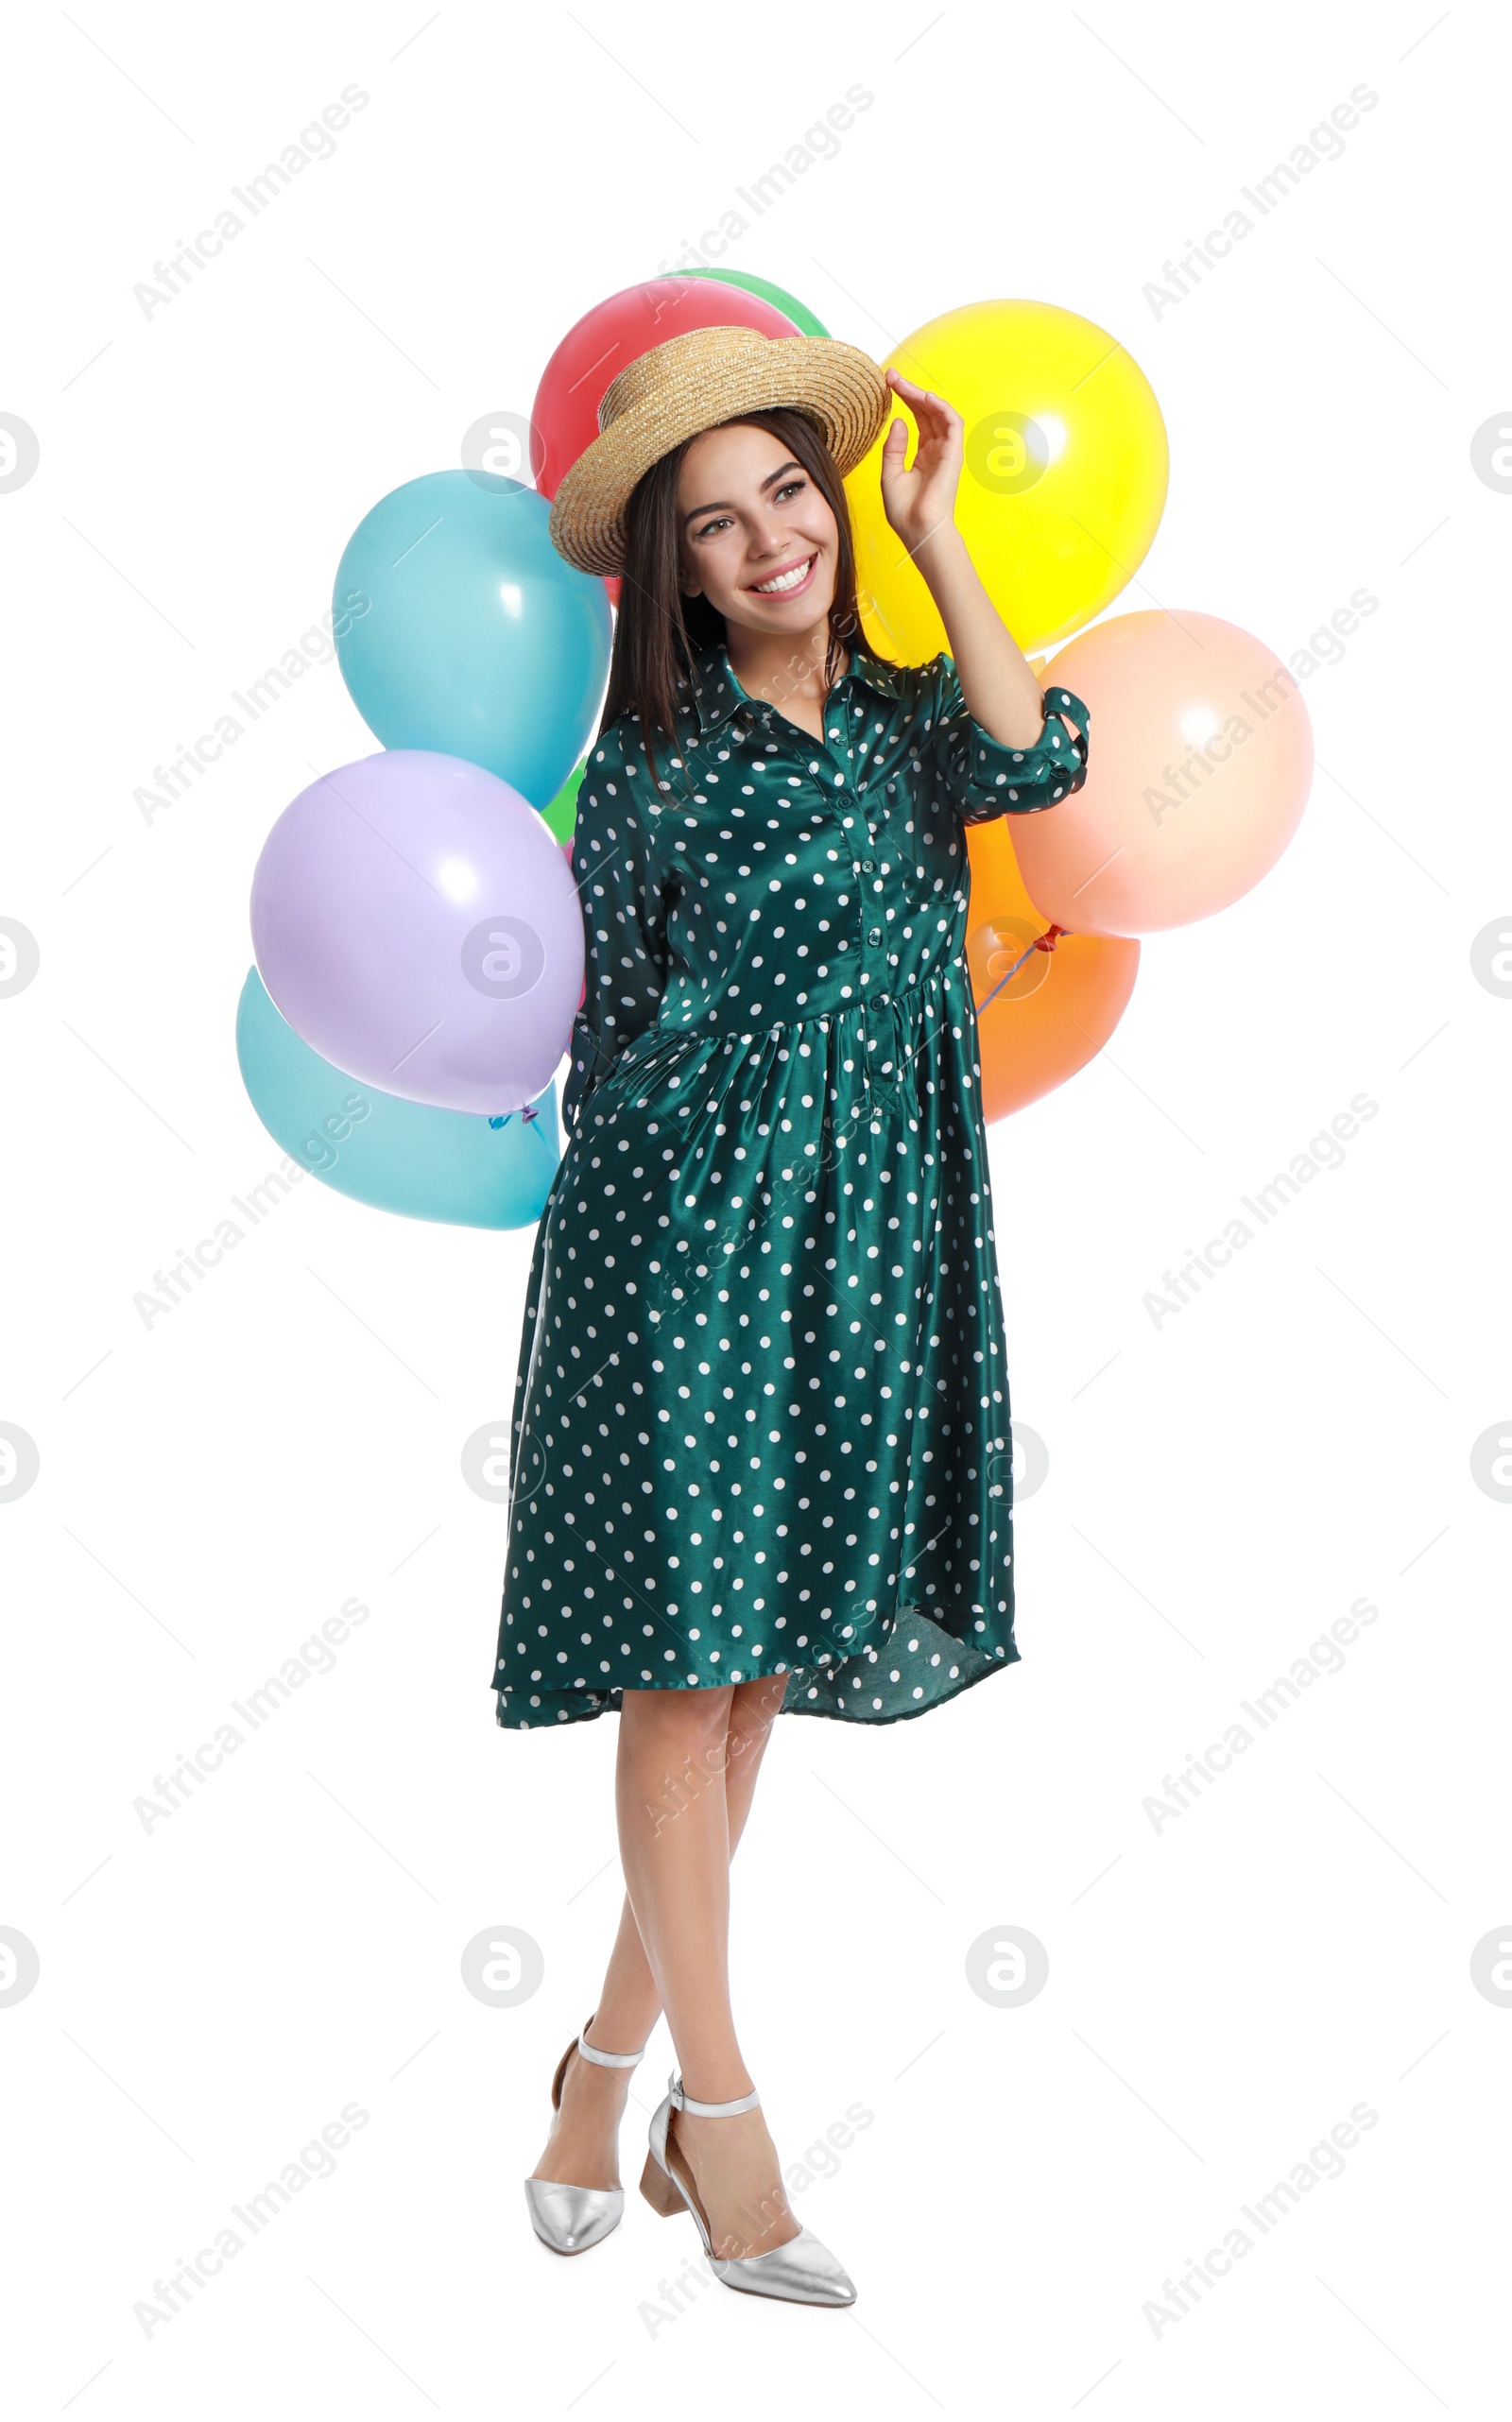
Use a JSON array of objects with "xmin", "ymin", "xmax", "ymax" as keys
[
  {"xmin": 861, "ymin": 857, "xmax": 874, "ymax": 872},
  {"xmin": 867, "ymin": 926, "xmax": 883, "ymax": 948}
]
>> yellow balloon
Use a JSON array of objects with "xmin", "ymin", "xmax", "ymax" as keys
[{"xmin": 845, "ymin": 300, "xmax": 1169, "ymax": 661}]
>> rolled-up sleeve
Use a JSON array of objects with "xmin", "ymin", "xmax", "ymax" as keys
[
  {"xmin": 927, "ymin": 652, "xmax": 1091, "ymax": 823},
  {"xmin": 560, "ymin": 730, "xmax": 671, "ymax": 1135}
]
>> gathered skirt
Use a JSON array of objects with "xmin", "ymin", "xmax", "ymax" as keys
[{"xmin": 490, "ymin": 951, "xmax": 1022, "ymax": 1729}]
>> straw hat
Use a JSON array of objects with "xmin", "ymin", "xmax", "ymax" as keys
[{"xmin": 547, "ymin": 324, "xmax": 891, "ymax": 577}]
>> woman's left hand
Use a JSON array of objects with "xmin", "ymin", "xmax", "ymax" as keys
[{"xmin": 879, "ymin": 368, "xmax": 965, "ymax": 558}]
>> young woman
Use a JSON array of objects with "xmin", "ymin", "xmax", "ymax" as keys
[{"xmin": 496, "ymin": 324, "xmax": 1090, "ymax": 2306}]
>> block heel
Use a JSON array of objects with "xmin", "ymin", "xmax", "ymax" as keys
[
  {"xmin": 642, "ymin": 2071, "xmax": 856, "ymax": 2305},
  {"xmin": 639, "ymin": 2149, "xmax": 685, "ymax": 2215}
]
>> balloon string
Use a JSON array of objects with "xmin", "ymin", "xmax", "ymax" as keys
[
  {"xmin": 482, "ymin": 934, "xmax": 1062, "ymax": 1134},
  {"xmin": 973, "ymin": 923, "xmax": 1065, "ymax": 1016},
  {"xmin": 482, "ymin": 939, "xmax": 1058, "ymax": 1141}
]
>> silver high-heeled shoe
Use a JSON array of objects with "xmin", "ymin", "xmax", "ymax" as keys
[
  {"xmin": 524, "ymin": 2013, "xmax": 645, "ymax": 2255},
  {"xmin": 641, "ymin": 2071, "xmax": 857, "ymax": 2305}
]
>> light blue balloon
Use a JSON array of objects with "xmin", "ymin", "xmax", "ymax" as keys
[
  {"xmin": 235, "ymin": 969, "xmax": 560, "ymax": 1229},
  {"xmin": 333, "ymin": 470, "xmax": 611, "ymax": 807}
]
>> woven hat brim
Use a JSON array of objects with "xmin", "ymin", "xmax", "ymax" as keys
[{"xmin": 547, "ymin": 337, "xmax": 890, "ymax": 577}]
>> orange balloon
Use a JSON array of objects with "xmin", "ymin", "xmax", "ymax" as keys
[
  {"xmin": 966, "ymin": 819, "xmax": 1140, "ymax": 1121},
  {"xmin": 1012, "ymin": 610, "xmax": 1314, "ymax": 937}
]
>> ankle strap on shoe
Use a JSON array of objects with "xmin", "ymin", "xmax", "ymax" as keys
[
  {"xmin": 576, "ymin": 2013, "xmax": 644, "ymax": 2070},
  {"xmin": 667, "ymin": 2070, "xmax": 762, "ymax": 2118}
]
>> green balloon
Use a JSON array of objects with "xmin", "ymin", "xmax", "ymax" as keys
[
  {"xmin": 678, "ymin": 266, "xmax": 830, "ymax": 338},
  {"xmin": 542, "ymin": 759, "xmax": 585, "ymax": 844}
]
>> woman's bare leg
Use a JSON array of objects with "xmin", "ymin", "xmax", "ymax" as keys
[
  {"xmin": 612, "ymin": 1677, "xmax": 799, "ymax": 2259},
  {"xmin": 530, "ymin": 1675, "xmax": 786, "ymax": 2202}
]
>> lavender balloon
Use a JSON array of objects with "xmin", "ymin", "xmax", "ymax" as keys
[{"xmin": 250, "ymin": 750, "xmax": 583, "ymax": 1116}]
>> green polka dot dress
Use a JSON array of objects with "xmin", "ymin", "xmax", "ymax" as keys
[{"xmin": 492, "ymin": 639, "xmax": 1090, "ymax": 1729}]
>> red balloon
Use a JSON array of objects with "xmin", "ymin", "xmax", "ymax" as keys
[{"xmin": 531, "ymin": 277, "xmax": 803, "ymax": 501}]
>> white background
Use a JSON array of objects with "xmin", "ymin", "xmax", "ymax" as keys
[{"xmin": 3, "ymin": 2, "xmax": 1507, "ymax": 2413}]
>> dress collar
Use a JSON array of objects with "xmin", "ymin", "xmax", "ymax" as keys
[{"xmin": 681, "ymin": 634, "xmax": 908, "ymax": 736}]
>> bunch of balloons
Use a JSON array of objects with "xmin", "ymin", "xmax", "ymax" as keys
[
  {"xmin": 843, "ymin": 296, "xmax": 1314, "ymax": 1119},
  {"xmin": 241, "ymin": 269, "xmax": 1314, "ymax": 1222}
]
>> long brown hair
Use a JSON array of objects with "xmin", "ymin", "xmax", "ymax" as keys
[{"xmin": 599, "ymin": 407, "xmax": 885, "ymax": 796}]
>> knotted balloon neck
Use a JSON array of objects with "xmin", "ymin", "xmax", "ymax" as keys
[{"xmin": 973, "ymin": 923, "xmax": 1066, "ymax": 1017}]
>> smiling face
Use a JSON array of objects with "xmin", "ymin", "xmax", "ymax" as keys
[{"xmin": 676, "ymin": 419, "xmax": 840, "ymax": 638}]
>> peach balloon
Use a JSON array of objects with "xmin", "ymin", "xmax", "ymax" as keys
[
  {"xmin": 965, "ymin": 818, "xmax": 1141, "ymax": 1122},
  {"xmin": 1011, "ymin": 611, "xmax": 1314, "ymax": 937}
]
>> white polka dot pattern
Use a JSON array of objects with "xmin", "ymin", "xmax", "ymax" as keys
[{"xmin": 492, "ymin": 642, "xmax": 1091, "ymax": 1729}]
